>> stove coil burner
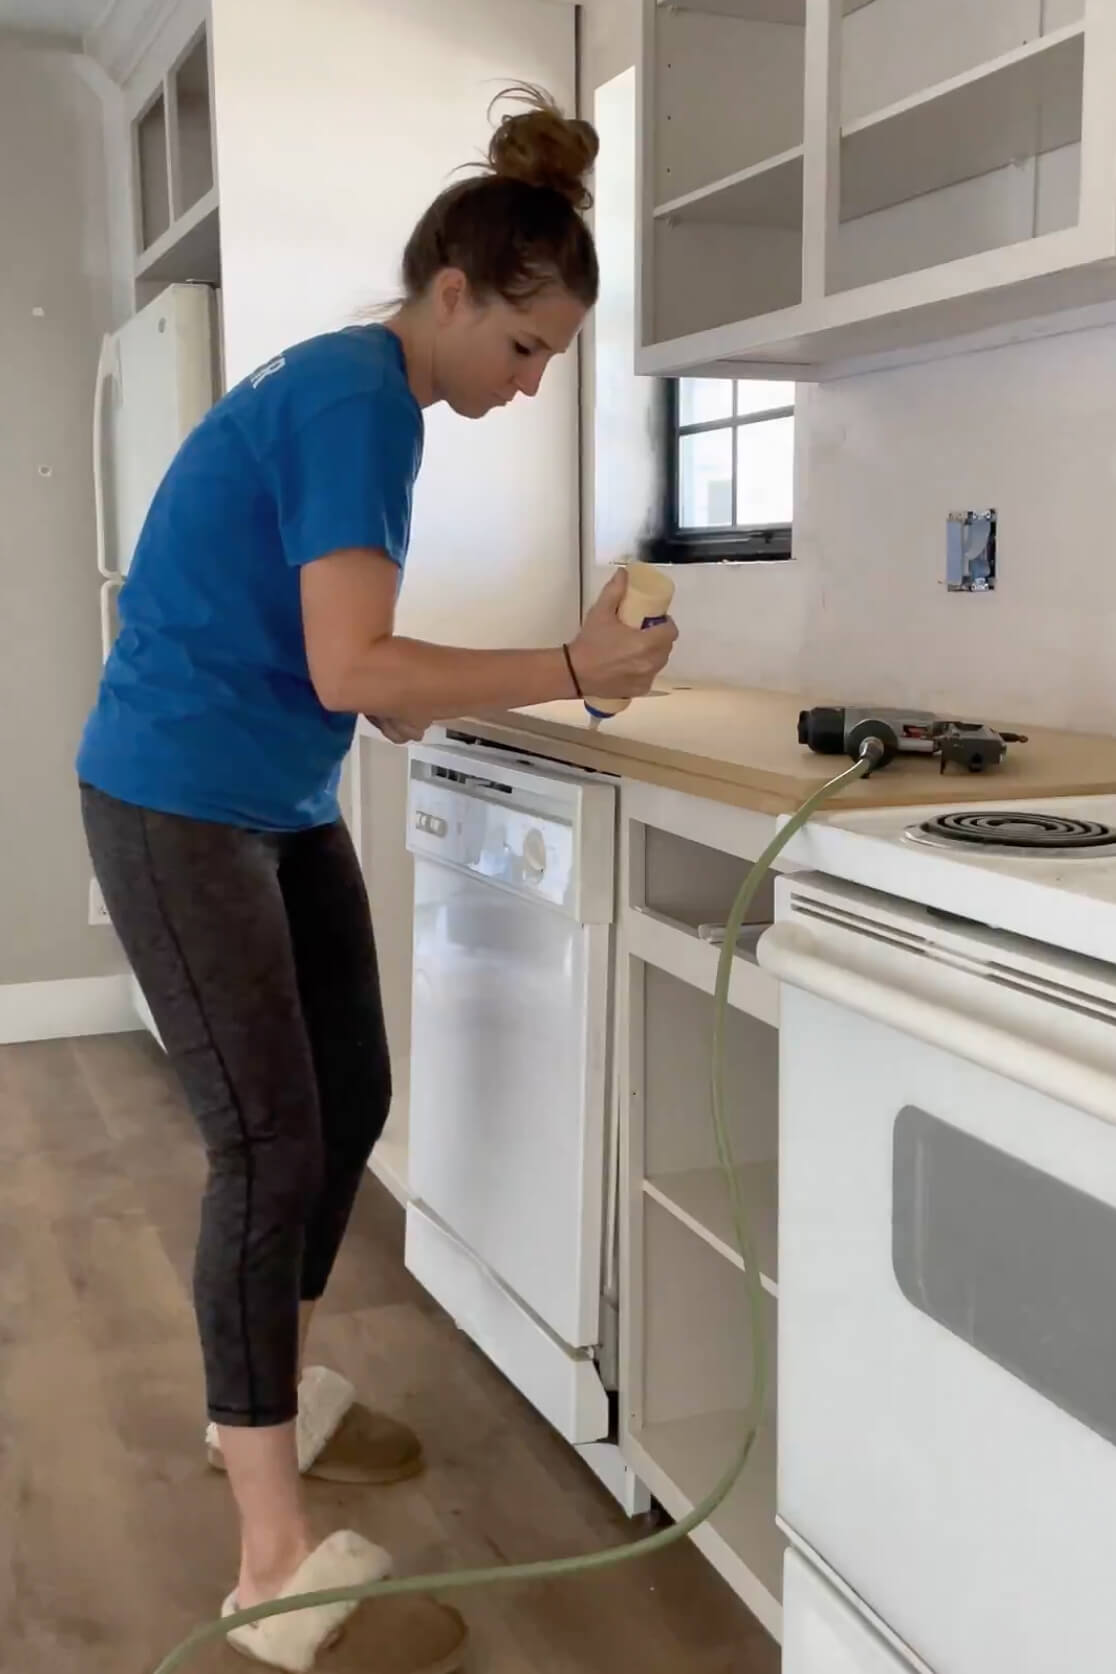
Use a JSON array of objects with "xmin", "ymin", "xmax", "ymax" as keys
[{"xmin": 918, "ymin": 811, "xmax": 1116, "ymax": 851}]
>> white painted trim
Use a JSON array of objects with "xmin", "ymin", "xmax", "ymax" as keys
[
  {"xmin": 576, "ymin": 1441, "xmax": 652, "ymax": 1517},
  {"xmin": 85, "ymin": 0, "xmax": 181, "ymax": 87},
  {"xmin": 0, "ymin": 975, "xmax": 141, "ymax": 1046},
  {"xmin": 0, "ymin": 26, "xmax": 84, "ymax": 50}
]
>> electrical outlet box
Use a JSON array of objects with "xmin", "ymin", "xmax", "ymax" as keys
[
  {"xmin": 947, "ymin": 509, "xmax": 997, "ymax": 592},
  {"xmin": 89, "ymin": 877, "xmax": 112, "ymax": 927}
]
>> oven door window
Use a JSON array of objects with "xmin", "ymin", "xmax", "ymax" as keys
[{"xmin": 893, "ymin": 1105, "xmax": 1116, "ymax": 1447}]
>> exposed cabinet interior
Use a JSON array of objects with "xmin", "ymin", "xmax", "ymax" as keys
[
  {"xmin": 839, "ymin": 0, "xmax": 1083, "ymax": 123},
  {"xmin": 173, "ymin": 31, "xmax": 215, "ymax": 214},
  {"xmin": 650, "ymin": 3, "xmax": 806, "ymax": 340},
  {"xmin": 642, "ymin": 968, "xmax": 779, "ymax": 1288},
  {"xmin": 136, "ymin": 90, "xmax": 171, "ymax": 250},
  {"xmin": 131, "ymin": 20, "xmax": 220, "ymax": 289},
  {"xmin": 621, "ymin": 787, "xmax": 784, "ymax": 1636},
  {"xmin": 626, "ymin": 819, "xmax": 780, "ymax": 1023},
  {"xmin": 654, "ymin": 10, "xmax": 804, "ymax": 202},
  {"xmin": 657, "ymin": 0, "xmax": 875, "ymax": 33},
  {"xmin": 833, "ymin": 10, "xmax": 1086, "ymax": 293},
  {"xmin": 634, "ymin": 1195, "xmax": 783, "ymax": 1614},
  {"xmin": 639, "ymin": 0, "xmax": 1109, "ymax": 377},
  {"xmin": 640, "ymin": 826, "xmax": 776, "ymax": 940}
]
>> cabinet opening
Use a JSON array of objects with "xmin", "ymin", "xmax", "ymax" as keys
[
  {"xmin": 174, "ymin": 30, "xmax": 214, "ymax": 214},
  {"xmin": 637, "ymin": 825, "xmax": 776, "ymax": 941},
  {"xmin": 136, "ymin": 90, "xmax": 171, "ymax": 251},
  {"xmin": 641, "ymin": 965, "xmax": 778, "ymax": 1268},
  {"xmin": 655, "ymin": 219, "xmax": 803, "ymax": 339},
  {"xmin": 831, "ymin": 10, "xmax": 1085, "ymax": 293},
  {"xmin": 659, "ymin": 0, "xmax": 876, "ymax": 26},
  {"xmin": 638, "ymin": 1195, "xmax": 782, "ymax": 1599},
  {"xmin": 652, "ymin": 7, "xmax": 805, "ymax": 332},
  {"xmin": 655, "ymin": 11, "xmax": 804, "ymax": 206},
  {"xmin": 840, "ymin": 0, "xmax": 1083, "ymax": 128}
]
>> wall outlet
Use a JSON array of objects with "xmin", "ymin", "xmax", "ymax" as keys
[
  {"xmin": 947, "ymin": 509, "xmax": 997, "ymax": 592},
  {"xmin": 89, "ymin": 877, "xmax": 112, "ymax": 927}
]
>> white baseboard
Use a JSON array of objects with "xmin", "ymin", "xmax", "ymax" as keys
[{"xmin": 0, "ymin": 974, "xmax": 142, "ymax": 1046}]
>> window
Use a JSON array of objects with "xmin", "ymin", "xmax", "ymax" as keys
[{"xmin": 654, "ymin": 379, "xmax": 795, "ymax": 563}]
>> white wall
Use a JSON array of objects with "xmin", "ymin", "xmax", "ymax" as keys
[
  {"xmin": 212, "ymin": 0, "xmax": 581, "ymax": 652},
  {"xmin": 786, "ymin": 329, "xmax": 1116, "ymax": 729},
  {"xmin": 0, "ymin": 38, "xmax": 127, "ymax": 987},
  {"xmin": 583, "ymin": 0, "xmax": 1116, "ymax": 734}
]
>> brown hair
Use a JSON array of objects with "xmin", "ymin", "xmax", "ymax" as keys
[{"xmin": 401, "ymin": 85, "xmax": 600, "ymax": 309}]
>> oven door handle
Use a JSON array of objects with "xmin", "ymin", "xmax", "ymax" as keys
[{"xmin": 758, "ymin": 922, "xmax": 1116, "ymax": 1126}]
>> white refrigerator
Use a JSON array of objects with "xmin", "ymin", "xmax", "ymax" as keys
[
  {"xmin": 93, "ymin": 283, "xmax": 222, "ymax": 656},
  {"xmin": 92, "ymin": 282, "xmax": 222, "ymax": 1037}
]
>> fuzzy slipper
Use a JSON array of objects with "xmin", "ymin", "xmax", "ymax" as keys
[
  {"xmin": 222, "ymin": 1529, "xmax": 392, "ymax": 1671},
  {"xmin": 207, "ymin": 1368, "xmax": 424, "ymax": 1483}
]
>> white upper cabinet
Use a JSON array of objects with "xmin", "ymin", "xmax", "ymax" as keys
[
  {"xmin": 637, "ymin": 0, "xmax": 1115, "ymax": 378},
  {"xmin": 126, "ymin": 5, "xmax": 220, "ymax": 295}
]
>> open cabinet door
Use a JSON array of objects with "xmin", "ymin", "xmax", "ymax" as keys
[{"xmin": 212, "ymin": 0, "xmax": 581, "ymax": 649}]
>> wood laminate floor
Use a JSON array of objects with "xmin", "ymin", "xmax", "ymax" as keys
[{"xmin": 0, "ymin": 1033, "xmax": 779, "ymax": 1674}]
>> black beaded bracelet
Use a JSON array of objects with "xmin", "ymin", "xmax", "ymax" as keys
[{"xmin": 562, "ymin": 643, "xmax": 584, "ymax": 699}]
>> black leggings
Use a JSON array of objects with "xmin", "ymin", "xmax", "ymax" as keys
[{"xmin": 81, "ymin": 784, "xmax": 391, "ymax": 1428}]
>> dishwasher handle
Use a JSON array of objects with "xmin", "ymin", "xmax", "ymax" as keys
[{"xmin": 759, "ymin": 921, "xmax": 1116, "ymax": 1127}]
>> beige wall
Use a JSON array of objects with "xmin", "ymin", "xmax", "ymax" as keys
[
  {"xmin": 0, "ymin": 40, "xmax": 126, "ymax": 986},
  {"xmin": 582, "ymin": 0, "xmax": 1116, "ymax": 735}
]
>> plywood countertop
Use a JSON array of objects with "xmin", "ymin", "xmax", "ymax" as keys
[{"xmin": 450, "ymin": 686, "xmax": 1116, "ymax": 815}]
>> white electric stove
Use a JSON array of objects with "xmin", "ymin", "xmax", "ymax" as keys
[
  {"xmin": 779, "ymin": 791, "xmax": 1116, "ymax": 962},
  {"xmin": 761, "ymin": 788, "xmax": 1116, "ymax": 1674}
]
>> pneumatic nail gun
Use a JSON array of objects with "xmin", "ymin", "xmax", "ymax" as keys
[{"xmin": 798, "ymin": 705, "xmax": 1029, "ymax": 773}]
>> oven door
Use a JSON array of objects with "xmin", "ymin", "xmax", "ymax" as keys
[{"xmin": 760, "ymin": 875, "xmax": 1116, "ymax": 1674}]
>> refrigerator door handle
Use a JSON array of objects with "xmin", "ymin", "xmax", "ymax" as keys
[
  {"xmin": 93, "ymin": 332, "xmax": 119, "ymax": 579},
  {"xmin": 99, "ymin": 577, "xmax": 123, "ymax": 663}
]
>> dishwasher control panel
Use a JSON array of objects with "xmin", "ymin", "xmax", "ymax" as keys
[
  {"xmin": 405, "ymin": 742, "xmax": 616, "ymax": 925},
  {"xmin": 410, "ymin": 776, "xmax": 572, "ymax": 907}
]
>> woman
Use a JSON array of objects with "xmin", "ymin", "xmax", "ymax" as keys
[{"xmin": 78, "ymin": 87, "xmax": 677, "ymax": 1671}]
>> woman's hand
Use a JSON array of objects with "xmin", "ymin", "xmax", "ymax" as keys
[
  {"xmin": 366, "ymin": 716, "xmax": 429, "ymax": 745},
  {"xmin": 565, "ymin": 570, "xmax": 678, "ymax": 699}
]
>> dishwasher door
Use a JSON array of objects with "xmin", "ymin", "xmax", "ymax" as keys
[{"xmin": 405, "ymin": 744, "xmax": 615, "ymax": 1356}]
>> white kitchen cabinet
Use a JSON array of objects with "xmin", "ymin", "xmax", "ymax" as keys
[
  {"xmin": 124, "ymin": 4, "xmax": 220, "ymax": 299},
  {"xmin": 618, "ymin": 779, "xmax": 790, "ymax": 1640},
  {"xmin": 638, "ymin": 0, "xmax": 1116, "ymax": 378}
]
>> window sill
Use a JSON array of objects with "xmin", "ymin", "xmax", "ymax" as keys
[{"xmin": 641, "ymin": 530, "xmax": 793, "ymax": 566}]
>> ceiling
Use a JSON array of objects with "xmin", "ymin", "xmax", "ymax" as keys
[{"xmin": 0, "ymin": 0, "xmax": 107, "ymax": 37}]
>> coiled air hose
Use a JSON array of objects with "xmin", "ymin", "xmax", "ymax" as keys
[{"xmin": 152, "ymin": 748, "xmax": 879, "ymax": 1674}]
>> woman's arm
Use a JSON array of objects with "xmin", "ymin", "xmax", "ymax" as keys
[{"xmin": 300, "ymin": 548, "xmax": 677, "ymax": 719}]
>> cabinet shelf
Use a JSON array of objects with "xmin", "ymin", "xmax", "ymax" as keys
[
  {"xmin": 644, "ymin": 1163, "xmax": 778, "ymax": 1294},
  {"xmin": 135, "ymin": 187, "xmax": 220, "ymax": 285},
  {"xmin": 625, "ymin": 906, "xmax": 779, "ymax": 1026},
  {"xmin": 840, "ymin": 23, "xmax": 1085, "ymax": 225},
  {"xmin": 656, "ymin": 145, "xmax": 803, "ymax": 228},
  {"xmin": 659, "ymin": 0, "xmax": 874, "ymax": 22},
  {"xmin": 627, "ymin": 1411, "xmax": 783, "ymax": 1633}
]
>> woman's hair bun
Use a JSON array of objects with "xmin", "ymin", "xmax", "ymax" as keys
[{"xmin": 487, "ymin": 84, "xmax": 599, "ymax": 212}]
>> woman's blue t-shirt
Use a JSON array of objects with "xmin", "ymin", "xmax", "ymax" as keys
[{"xmin": 77, "ymin": 325, "xmax": 424, "ymax": 831}]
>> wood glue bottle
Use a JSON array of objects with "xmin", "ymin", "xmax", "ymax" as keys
[{"xmin": 584, "ymin": 562, "xmax": 675, "ymax": 727}]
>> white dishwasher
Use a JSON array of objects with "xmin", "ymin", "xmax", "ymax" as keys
[{"xmin": 403, "ymin": 740, "xmax": 624, "ymax": 1465}]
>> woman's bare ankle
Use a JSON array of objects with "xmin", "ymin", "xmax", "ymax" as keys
[{"xmin": 237, "ymin": 1525, "xmax": 316, "ymax": 1609}]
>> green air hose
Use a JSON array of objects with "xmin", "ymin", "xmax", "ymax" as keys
[{"xmin": 151, "ymin": 752, "xmax": 876, "ymax": 1674}]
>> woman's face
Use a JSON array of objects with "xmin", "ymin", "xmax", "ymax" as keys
[{"xmin": 430, "ymin": 274, "xmax": 587, "ymax": 420}]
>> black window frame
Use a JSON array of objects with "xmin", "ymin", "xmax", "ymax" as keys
[{"xmin": 644, "ymin": 379, "xmax": 794, "ymax": 566}]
